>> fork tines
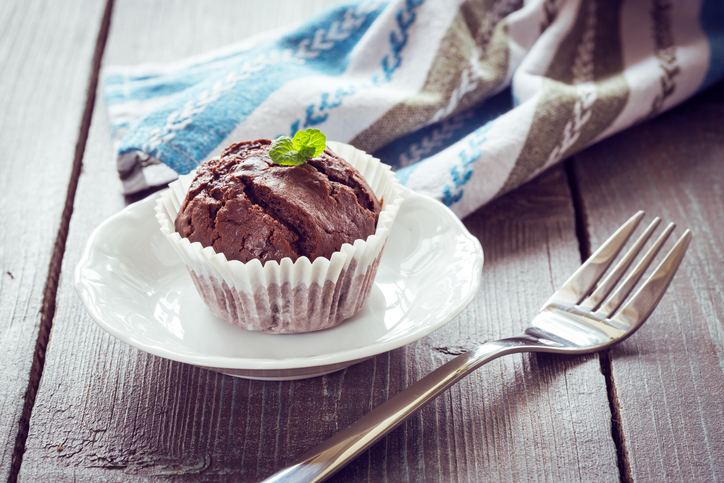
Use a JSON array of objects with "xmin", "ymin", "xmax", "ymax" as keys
[{"xmin": 544, "ymin": 211, "xmax": 691, "ymax": 327}]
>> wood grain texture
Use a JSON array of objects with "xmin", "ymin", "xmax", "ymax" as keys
[
  {"xmin": 571, "ymin": 83, "xmax": 724, "ymax": 482},
  {"xmin": 0, "ymin": 0, "xmax": 107, "ymax": 479},
  {"xmin": 19, "ymin": 1, "xmax": 620, "ymax": 481}
]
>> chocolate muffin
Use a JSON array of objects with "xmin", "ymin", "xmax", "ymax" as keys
[
  {"xmin": 174, "ymin": 139, "xmax": 381, "ymax": 264},
  {"xmin": 157, "ymin": 140, "xmax": 403, "ymax": 334}
]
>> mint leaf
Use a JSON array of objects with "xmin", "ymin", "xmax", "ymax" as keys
[
  {"xmin": 269, "ymin": 129, "xmax": 327, "ymax": 166},
  {"xmin": 269, "ymin": 136, "xmax": 294, "ymax": 162},
  {"xmin": 297, "ymin": 145, "xmax": 316, "ymax": 159},
  {"xmin": 292, "ymin": 128, "xmax": 326, "ymax": 157},
  {"xmin": 274, "ymin": 151, "xmax": 308, "ymax": 166}
]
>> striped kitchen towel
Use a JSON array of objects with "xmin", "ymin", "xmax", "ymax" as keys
[{"xmin": 104, "ymin": 0, "xmax": 724, "ymax": 218}]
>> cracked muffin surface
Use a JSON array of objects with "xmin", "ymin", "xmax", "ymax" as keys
[{"xmin": 174, "ymin": 139, "xmax": 381, "ymax": 264}]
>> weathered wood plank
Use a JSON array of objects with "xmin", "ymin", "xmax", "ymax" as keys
[
  {"xmin": 571, "ymin": 83, "xmax": 724, "ymax": 482},
  {"xmin": 0, "ymin": 0, "xmax": 108, "ymax": 479},
  {"xmin": 20, "ymin": 1, "xmax": 619, "ymax": 481}
]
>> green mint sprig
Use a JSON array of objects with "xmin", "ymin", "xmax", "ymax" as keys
[{"xmin": 269, "ymin": 129, "xmax": 327, "ymax": 166}]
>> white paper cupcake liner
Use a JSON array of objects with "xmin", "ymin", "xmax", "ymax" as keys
[{"xmin": 155, "ymin": 141, "xmax": 403, "ymax": 334}]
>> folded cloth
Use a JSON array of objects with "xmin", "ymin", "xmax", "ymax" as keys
[{"xmin": 105, "ymin": 0, "xmax": 724, "ymax": 218}]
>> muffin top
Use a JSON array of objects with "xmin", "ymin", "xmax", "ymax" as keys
[{"xmin": 174, "ymin": 139, "xmax": 381, "ymax": 264}]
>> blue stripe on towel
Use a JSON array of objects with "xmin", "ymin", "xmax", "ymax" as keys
[{"xmin": 115, "ymin": 1, "xmax": 387, "ymax": 175}]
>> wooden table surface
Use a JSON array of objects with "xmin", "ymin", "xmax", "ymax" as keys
[{"xmin": 1, "ymin": 1, "xmax": 722, "ymax": 482}]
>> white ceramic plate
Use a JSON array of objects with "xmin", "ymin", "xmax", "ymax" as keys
[{"xmin": 75, "ymin": 187, "xmax": 483, "ymax": 380}]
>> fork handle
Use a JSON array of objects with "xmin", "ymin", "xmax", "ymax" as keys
[{"xmin": 262, "ymin": 337, "xmax": 535, "ymax": 483}]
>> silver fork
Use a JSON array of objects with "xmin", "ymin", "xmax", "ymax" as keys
[{"xmin": 263, "ymin": 211, "xmax": 691, "ymax": 483}]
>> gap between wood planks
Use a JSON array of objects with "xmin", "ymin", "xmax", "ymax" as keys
[
  {"xmin": 565, "ymin": 157, "xmax": 633, "ymax": 483},
  {"xmin": 7, "ymin": 1, "xmax": 115, "ymax": 482}
]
